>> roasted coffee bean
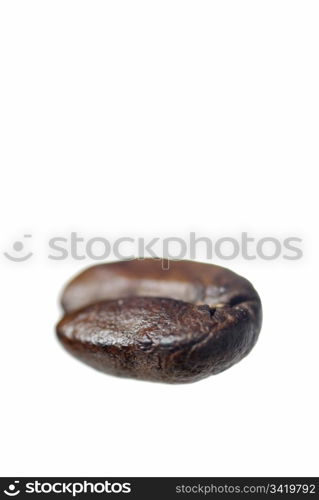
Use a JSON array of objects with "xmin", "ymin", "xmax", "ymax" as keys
[{"xmin": 57, "ymin": 259, "xmax": 262, "ymax": 383}]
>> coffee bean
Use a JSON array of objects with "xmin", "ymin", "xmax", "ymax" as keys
[{"xmin": 56, "ymin": 259, "xmax": 262, "ymax": 383}]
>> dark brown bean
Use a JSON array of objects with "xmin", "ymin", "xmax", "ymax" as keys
[{"xmin": 56, "ymin": 259, "xmax": 262, "ymax": 383}]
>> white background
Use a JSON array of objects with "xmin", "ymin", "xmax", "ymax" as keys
[{"xmin": 0, "ymin": 1, "xmax": 318, "ymax": 477}]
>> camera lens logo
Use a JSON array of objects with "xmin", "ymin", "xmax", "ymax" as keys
[
  {"xmin": 4, "ymin": 481, "xmax": 20, "ymax": 496},
  {"xmin": 4, "ymin": 235, "xmax": 33, "ymax": 262}
]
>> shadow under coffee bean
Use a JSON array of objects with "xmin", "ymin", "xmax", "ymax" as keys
[{"xmin": 56, "ymin": 259, "xmax": 262, "ymax": 383}]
